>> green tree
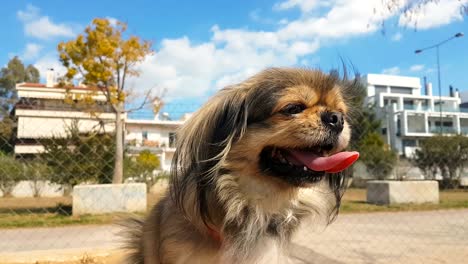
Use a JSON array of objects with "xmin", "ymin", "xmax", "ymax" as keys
[
  {"xmin": 41, "ymin": 122, "xmax": 115, "ymax": 187},
  {"xmin": 0, "ymin": 57, "xmax": 40, "ymax": 154},
  {"xmin": 24, "ymin": 160, "xmax": 52, "ymax": 197},
  {"xmin": 0, "ymin": 56, "xmax": 40, "ymax": 112},
  {"xmin": 57, "ymin": 18, "xmax": 153, "ymax": 184},
  {"xmin": 414, "ymin": 135, "xmax": 468, "ymax": 188},
  {"xmin": 359, "ymin": 132, "xmax": 398, "ymax": 180},
  {"xmin": 347, "ymin": 77, "xmax": 397, "ymax": 179},
  {"xmin": 0, "ymin": 154, "xmax": 24, "ymax": 197}
]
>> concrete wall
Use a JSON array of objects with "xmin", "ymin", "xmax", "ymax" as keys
[
  {"xmin": 367, "ymin": 180, "xmax": 439, "ymax": 205},
  {"xmin": 73, "ymin": 183, "xmax": 147, "ymax": 216}
]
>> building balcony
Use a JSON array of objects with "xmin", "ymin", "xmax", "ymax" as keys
[
  {"xmin": 403, "ymin": 104, "xmax": 430, "ymax": 111},
  {"xmin": 15, "ymin": 108, "xmax": 117, "ymax": 120},
  {"xmin": 429, "ymin": 127, "xmax": 457, "ymax": 134},
  {"xmin": 126, "ymin": 139, "xmax": 176, "ymax": 154},
  {"xmin": 460, "ymin": 127, "xmax": 468, "ymax": 135},
  {"xmin": 15, "ymin": 103, "xmax": 114, "ymax": 113}
]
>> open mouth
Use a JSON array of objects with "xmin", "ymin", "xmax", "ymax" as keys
[{"xmin": 259, "ymin": 145, "xmax": 359, "ymax": 186}]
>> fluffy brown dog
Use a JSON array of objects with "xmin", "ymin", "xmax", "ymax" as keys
[{"xmin": 124, "ymin": 68, "xmax": 360, "ymax": 264}]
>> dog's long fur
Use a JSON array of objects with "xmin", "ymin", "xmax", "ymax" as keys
[{"xmin": 123, "ymin": 68, "xmax": 361, "ymax": 264}]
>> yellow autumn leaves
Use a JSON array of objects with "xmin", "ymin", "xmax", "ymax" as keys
[{"xmin": 58, "ymin": 18, "xmax": 153, "ymax": 106}]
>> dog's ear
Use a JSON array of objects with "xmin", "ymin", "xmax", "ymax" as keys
[{"xmin": 170, "ymin": 87, "xmax": 249, "ymax": 223}]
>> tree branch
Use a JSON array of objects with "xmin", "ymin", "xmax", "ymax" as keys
[{"xmin": 125, "ymin": 89, "xmax": 154, "ymax": 113}]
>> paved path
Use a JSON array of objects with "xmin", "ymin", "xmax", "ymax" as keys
[{"xmin": 1, "ymin": 210, "xmax": 468, "ymax": 263}]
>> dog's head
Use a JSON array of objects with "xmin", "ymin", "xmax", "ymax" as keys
[{"xmin": 171, "ymin": 68, "xmax": 360, "ymax": 224}]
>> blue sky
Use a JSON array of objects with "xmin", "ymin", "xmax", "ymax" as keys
[{"xmin": 1, "ymin": 0, "xmax": 467, "ymax": 117}]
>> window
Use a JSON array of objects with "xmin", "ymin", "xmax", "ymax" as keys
[
  {"xmin": 375, "ymin": 85, "xmax": 387, "ymax": 94},
  {"xmin": 434, "ymin": 121, "xmax": 453, "ymax": 127},
  {"xmin": 390, "ymin": 86, "xmax": 412, "ymax": 94},
  {"xmin": 402, "ymin": 139, "xmax": 417, "ymax": 147},
  {"xmin": 169, "ymin": 132, "xmax": 176, "ymax": 148}
]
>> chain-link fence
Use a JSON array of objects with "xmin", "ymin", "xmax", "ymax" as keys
[{"xmin": 0, "ymin": 94, "xmax": 467, "ymax": 264}]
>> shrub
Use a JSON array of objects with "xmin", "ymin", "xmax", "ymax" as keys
[
  {"xmin": 41, "ymin": 123, "xmax": 115, "ymax": 187},
  {"xmin": 359, "ymin": 132, "xmax": 397, "ymax": 180},
  {"xmin": 0, "ymin": 154, "xmax": 24, "ymax": 197},
  {"xmin": 413, "ymin": 135, "xmax": 468, "ymax": 188},
  {"xmin": 124, "ymin": 150, "xmax": 161, "ymax": 191}
]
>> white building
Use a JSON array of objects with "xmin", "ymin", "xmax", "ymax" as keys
[
  {"xmin": 14, "ymin": 71, "xmax": 116, "ymax": 155},
  {"xmin": 14, "ymin": 70, "xmax": 189, "ymax": 171},
  {"xmin": 125, "ymin": 116, "xmax": 187, "ymax": 171},
  {"xmin": 364, "ymin": 73, "xmax": 467, "ymax": 157}
]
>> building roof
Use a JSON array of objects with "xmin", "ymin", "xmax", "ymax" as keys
[{"xmin": 365, "ymin": 74, "xmax": 421, "ymax": 89}]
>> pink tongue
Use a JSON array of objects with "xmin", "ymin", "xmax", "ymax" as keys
[{"xmin": 289, "ymin": 150, "xmax": 359, "ymax": 173}]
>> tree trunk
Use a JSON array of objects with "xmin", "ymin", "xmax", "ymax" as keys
[{"xmin": 113, "ymin": 104, "xmax": 124, "ymax": 184}]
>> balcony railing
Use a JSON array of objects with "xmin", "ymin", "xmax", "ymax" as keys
[
  {"xmin": 407, "ymin": 128, "xmax": 426, "ymax": 133},
  {"xmin": 429, "ymin": 127, "xmax": 457, "ymax": 134},
  {"xmin": 403, "ymin": 105, "xmax": 468, "ymax": 113},
  {"xmin": 15, "ymin": 103, "xmax": 114, "ymax": 113},
  {"xmin": 403, "ymin": 104, "xmax": 430, "ymax": 111},
  {"xmin": 460, "ymin": 127, "xmax": 468, "ymax": 135},
  {"xmin": 126, "ymin": 139, "xmax": 176, "ymax": 149},
  {"xmin": 435, "ymin": 106, "xmax": 467, "ymax": 113}
]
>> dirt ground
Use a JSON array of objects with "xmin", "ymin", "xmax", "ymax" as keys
[
  {"xmin": 0, "ymin": 250, "xmax": 125, "ymax": 264},
  {"xmin": 1, "ymin": 187, "xmax": 467, "ymax": 263},
  {"xmin": 0, "ymin": 196, "xmax": 72, "ymax": 210}
]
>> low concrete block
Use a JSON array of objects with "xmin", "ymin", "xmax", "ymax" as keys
[
  {"xmin": 460, "ymin": 177, "xmax": 468, "ymax": 187},
  {"xmin": 367, "ymin": 180, "xmax": 439, "ymax": 205},
  {"xmin": 73, "ymin": 183, "xmax": 146, "ymax": 216}
]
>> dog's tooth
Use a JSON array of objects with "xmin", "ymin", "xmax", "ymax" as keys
[{"xmin": 303, "ymin": 166, "xmax": 307, "ymax": 171}]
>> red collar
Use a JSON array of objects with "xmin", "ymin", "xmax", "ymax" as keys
[{"xmin": 206, "ymin": 225, "xmax": 222, "ymax": 244}]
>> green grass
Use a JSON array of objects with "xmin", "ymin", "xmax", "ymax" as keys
[
  {"xmin": 0, "ymin": 189, "xmax": 467, "ymax": 229},
  {"xmin": 0, "ymin": 212, "xmax": 118, "ymax": 228}
]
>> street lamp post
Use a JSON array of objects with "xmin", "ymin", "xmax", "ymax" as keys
[{"xmin": 415, "ymin": 32, "xmax": 464, "ymax": 134}]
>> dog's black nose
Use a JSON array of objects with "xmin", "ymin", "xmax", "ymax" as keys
[{"xmin": 321, "ymin": 111, "xmax": 344, "ymax": 133}]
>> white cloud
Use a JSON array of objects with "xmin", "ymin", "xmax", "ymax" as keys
[
  {"xmin": 278, "ymin": 18, "xmax": 289, "ymax": 25},
  {"xmin": 129, "ymin": 1, "xmax": 403, "ymax": 99},
  {"xmin": 382, "ymin": 67, "xmax": 401, "ymax": 75},
  {"xmin": 33, "ymin": 53, "xmax": 67, "ymax": 81},
  {"xmin": 17, "ymin": 4, "xmax": 76, "ymax": 40},
  {"xmin": 399, "ymin": 0, "xmax": 468, "ymax": 29},
  {"xmin": 105, "ymin": 16, "xmax": 119, "ymax": 26},
  {"xmin": 28, "ymin": 0, "xmax": 465, "ymax": 101},
  {"xmin": 391, "ymin": 32, "xmax": 402, "ymax": 41},
  {"xmin": 277, "ymin": 0, "xmax": 397, "ymax": 40},
  {"xmin": 22, "ymin": 43, "xmax": 43, "ymax": 60},
  {"xmin": 273, "ymin": 0, "xmax": 322, "ymax": 13},
  {"xmin": 129, "ymin": 33, "xmax": 318, "ymax": 99},
  {"xmin": 410, "ymin": 64, "xmax": 425, "ymax": 72}
]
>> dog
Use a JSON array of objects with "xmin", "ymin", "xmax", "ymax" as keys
[{"xmin": 124, "ymin": 68, "xmax": 360, "ymax": 264}]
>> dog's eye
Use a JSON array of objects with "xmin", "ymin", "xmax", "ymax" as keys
[{"xmin": 280, "ymin": 103, "xmax": 306, "ymax": 115}]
